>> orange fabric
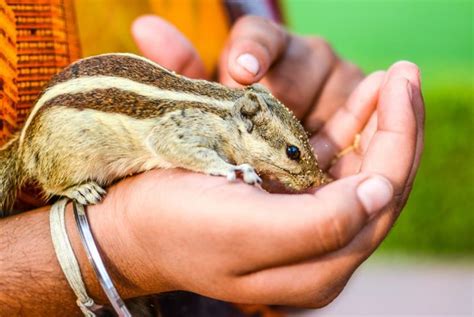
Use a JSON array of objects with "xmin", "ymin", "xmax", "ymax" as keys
[
  {"xmin": 149, "ymin": 0, "xmax": 230, "ymax": 75},
  {"xmin": 0, "ymin": 0, "xmax": 18, "ymax": 144}
]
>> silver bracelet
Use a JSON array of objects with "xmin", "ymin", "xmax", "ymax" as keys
[{"xmin": 72, "ymin": 201, "xmax": 132, "ymax": 317}]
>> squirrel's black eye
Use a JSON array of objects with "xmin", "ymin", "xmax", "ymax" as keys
[{"xmin": 286, "ymin": 145, "xmax": 300, "ymax": 160}]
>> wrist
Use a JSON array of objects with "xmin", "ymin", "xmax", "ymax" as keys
[{"xmin": 65, "ymin": 187, "xmax": 169, "ymax": 302}]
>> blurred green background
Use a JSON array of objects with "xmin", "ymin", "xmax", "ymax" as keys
[{"xmin": 283, "ymin": 0, "xmax": 473, "ymax": 256}]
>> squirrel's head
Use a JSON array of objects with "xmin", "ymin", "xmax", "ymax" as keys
[{"xmin": 232, "ymin": 84, "xmax": 326, "ymax": 191}]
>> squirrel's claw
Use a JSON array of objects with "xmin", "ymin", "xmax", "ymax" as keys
[{"xmin": 62, "ymin": 182, "xmax": 106, "ymax": 205}]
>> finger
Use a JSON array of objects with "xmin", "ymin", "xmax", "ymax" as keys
[
  {"xmin": 131, "ymin": 15, "xmax": 207, "ymax": 78},
  {"xmin": 259, "ymin": 36, "xmax": 338, "ymax": 118},
  {"xmin": 223, "ymin": 16, "xmax": 289, "ymax": 84},
  {"xmin": 304, "ymin": 61, "xmax": 364, "ymax": 134},
  {"xmin": 311, "ymin": 71, "xmax": 385, "ymax": 169},
  {"xmin": 382, "ymin": 62, "xmax": 423, "ymax": 208},
  {"xmin": 223, "ymin": 173, "xmax": 393, "ymax": 274},
  {"xmin": 399, "ymin": 82, "xmax": 424, "ymax": 208},
  {"xmin": 233, "ymin": 254, "xmax": 351, "ymax": 307},
  {"xmin": 361, "ymin": 69, "xmax": 417, "ymax": 194}
]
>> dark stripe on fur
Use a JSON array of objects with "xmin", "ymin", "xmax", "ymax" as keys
[{"xmin": 39, "ymin": 88, "xmax": 231, "ymax": 120}]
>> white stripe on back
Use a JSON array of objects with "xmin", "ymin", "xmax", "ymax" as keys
[{"xmin": 19, "ymin": 75, "xmax": 235, "ymax": 146}]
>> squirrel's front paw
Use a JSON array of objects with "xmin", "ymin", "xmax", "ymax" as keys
[
  {"xmin": 208, "ymin": 163, "xmax": 262, "ymax": 185},
  {"xmin": 229, "ymin": 164, "xmax": 262, "ymax": 185}
]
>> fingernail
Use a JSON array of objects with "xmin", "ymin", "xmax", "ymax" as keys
[
  {"xmin": 357, "ymin": 176, "xmax": 393, "ymax": 216},
  {"xmin": 236, "ymin": 53, "xmax": 260, "ymax": 75}
]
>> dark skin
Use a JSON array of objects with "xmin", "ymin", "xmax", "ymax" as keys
[{"xmin": 0, "ymin": 15, "xmax": 424, "ymax": 315}]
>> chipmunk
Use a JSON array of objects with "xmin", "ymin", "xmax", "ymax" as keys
[{"xmin": 0, "ymin": 53, "xmax": 326, "ymax": 216}]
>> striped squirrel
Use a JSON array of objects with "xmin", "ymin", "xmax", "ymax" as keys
[{"xmin": 0, "ymin": 53, "xmax": 326, "ymax": 216}]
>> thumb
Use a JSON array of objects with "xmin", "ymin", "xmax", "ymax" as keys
[{"xmin": 131, "ymin": 15, "xmax": 207, "ymax": 79}]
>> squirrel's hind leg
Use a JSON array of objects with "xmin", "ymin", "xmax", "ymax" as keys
[{"xmin": 59, "ymin": 181, "xmax": 107, "ymax": 205}]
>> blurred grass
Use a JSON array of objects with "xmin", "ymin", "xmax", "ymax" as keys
[
  {"xmin": 284, "ymin": 0, "xmax": 473, "ymax": 255},
  {"xmin": 386, "ymin": 85, "xmax": 474, "ymax": 254}
]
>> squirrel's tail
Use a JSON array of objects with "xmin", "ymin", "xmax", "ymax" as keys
[{"xmin": 0, "ymin": 135, "xmax": 23, "ymax": 217}]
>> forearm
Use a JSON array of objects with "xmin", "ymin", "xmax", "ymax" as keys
[
  {"xmin": 0, "ymin": 195, "xmax": 164, "ymax": 316},
  {"xmin": 0, "ymin": 205, "xmax": 82, "ymax": 316}
]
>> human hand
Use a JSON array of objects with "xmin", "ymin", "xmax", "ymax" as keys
[
  {"xmin": 111, "ymin": 15, "xmax": 424, "ymax": 307},
  {"xmin": 132, "ymin": 15, "xmax": 364, "ymax": 133}
]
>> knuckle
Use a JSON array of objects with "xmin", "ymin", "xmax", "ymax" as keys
[
  {"xmin": 305, "ymin": 36, "xmax": 337, "ymax": 60},
  {"xmin": 341, "ymin": 61, "xmax": 364, "ymax": 77}
]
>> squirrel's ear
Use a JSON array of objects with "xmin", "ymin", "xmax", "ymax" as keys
[{"xmin": 234, "ymin": 91, "xmax": 269, "ymax": 133}]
